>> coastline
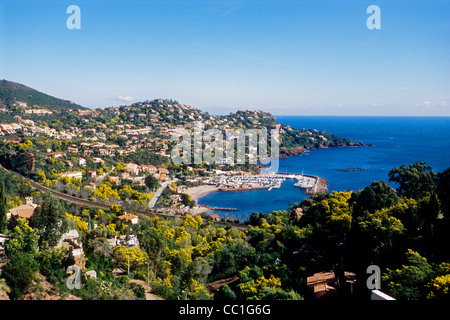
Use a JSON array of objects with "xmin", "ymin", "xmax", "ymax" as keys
[
  {"xmin": 279, "ymin": 141, "xmax": 368, "ymax": 158},
  {"xmin": 184, "ymin": 185, "xmax": 220, "ymax": 201}
]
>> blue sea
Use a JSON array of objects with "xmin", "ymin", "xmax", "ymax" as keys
[{"xmin": 198, "ymin": 116, "xmax": 450, "ymax": 221}]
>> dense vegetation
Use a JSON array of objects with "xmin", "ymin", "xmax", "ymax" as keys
[{"xmin": 0, "ymin": 161, "xmax": 449, "ymax": 300}]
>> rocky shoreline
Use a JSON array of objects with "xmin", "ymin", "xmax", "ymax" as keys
[{"xmin": 279, "ymin": 141, "xmax": 369, "ymax": 158}]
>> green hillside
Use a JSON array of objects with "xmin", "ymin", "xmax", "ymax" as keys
[{"xmin": 0, "ymin": 79, "xmax": 86, "ymax": 110}]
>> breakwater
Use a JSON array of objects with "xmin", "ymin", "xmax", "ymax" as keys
[{"xmin": 199, "ymin": 205, "xmax": 238, "ymax": 211}]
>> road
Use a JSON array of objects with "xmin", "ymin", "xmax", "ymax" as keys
[{"xmin": 148, "ymin": 178, "xmax": 179, "ymax": 209}]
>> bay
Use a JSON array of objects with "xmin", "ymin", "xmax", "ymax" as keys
[{"xmin": 197, "ymin": 116, "xmax": 450, "ymax": 221}]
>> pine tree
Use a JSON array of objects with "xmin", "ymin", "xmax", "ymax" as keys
[
  {"xmin": 30, "ymin": 192, "xmax": 68, "ymax": 249},
  {"xmin": 0, "ymin": 182, "xmax": 8, "ymax": 233}
]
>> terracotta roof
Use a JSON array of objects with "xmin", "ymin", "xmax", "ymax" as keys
[
  {"xmin": 307, "ymin": 271, "xmax": 335, "ymax": 285},
  {"xmin": 158, "ymin": 168, "xmax": 169, "ymax": 174},
  {"xmin": 8, "ymin": 203, "xmax": 38, "ymax": 219},
  {"xmin": 117, "ymin": 214, "xmax": 138, "ymax": 221}
]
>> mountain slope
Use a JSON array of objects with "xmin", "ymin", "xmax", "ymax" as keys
[{"xmin": 0, "ymin": 79, "xmax": 86, "ymax": 111}]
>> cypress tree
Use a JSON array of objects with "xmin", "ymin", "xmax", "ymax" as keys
[{"xmin": 0, "ymin": 182, "xmax": 7, "ymax": 233}]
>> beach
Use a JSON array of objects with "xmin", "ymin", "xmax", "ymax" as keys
[{"xmin": 185, "ymin": 185, "xmax": 220, "ymax": 201}]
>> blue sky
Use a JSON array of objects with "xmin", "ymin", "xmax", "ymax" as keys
[{"xmin": 1, "ymin": 0, "xmax": 449, "ymax": 115}]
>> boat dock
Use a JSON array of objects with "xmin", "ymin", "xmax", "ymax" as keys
[{"xmin": 206, "ymin": 172, "xmax": 328, "ymax": 194}]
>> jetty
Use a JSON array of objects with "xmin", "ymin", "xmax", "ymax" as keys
[{"xmin": 199, "ymin": 205, "xmax": 238, "ymax": 211}]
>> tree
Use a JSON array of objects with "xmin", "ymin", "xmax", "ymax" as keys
[
  {"xmin": 353, "ymin": 181, "xmax": 400, "ymax": 217},
  {"xmin": 1, "ymin": 252, "xmax": 39, "ymax": 299},
  {"xmin": 30, "ymin": 192, "xmax": 69, "ymax": 249},
  {"xmin": 427, "ymin": 274, "xmax": 450, "ymax": 300},
  {"xmin": 2, "ymin": 218, "xmax": 39, "ymax": 299},
  {"xmin": 388, "ymin": 161, "xmax": 437, "ymax": 199},
  {"xmin": 0, "ymin": 182, "xmax": 7, "ymax": 233},
  {"xmin": 437, "ymin": 167, "xmax": 450, "ymax": 219},
  {"xmin": 145, "ymin": 174, "xmax": 160, "ymax": 191},
  {"xmin": 5, "ymin": 218, "xmax": 39, "ymax": 256},
  {"xmin": 113, "ymin": 245, "xmax": 150, "ymax": 279},
  {"xmin": 383, "ymin": 249, "xmax": 434, "ymax": 300}
]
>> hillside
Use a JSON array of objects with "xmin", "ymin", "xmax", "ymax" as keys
[
  {"xmin": 96, "ymin": 101, "xmax": 364, "ymax": 157},
  {"xmin": 0, "ymin": 79, "xmax": 86, "ymax": 111},
  {"xmin": 0, "ymin": 79, "xmax": 364, "ymax": 159}
]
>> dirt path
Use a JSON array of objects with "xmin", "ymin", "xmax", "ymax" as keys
[{"xmin": 129, "ymin": 279, "xmax": 161, "ymax": 300}]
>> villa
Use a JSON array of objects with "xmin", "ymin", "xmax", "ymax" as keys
[{"xmin": 7, "ymin": 197, "xmax": 38, "ymax": 220}]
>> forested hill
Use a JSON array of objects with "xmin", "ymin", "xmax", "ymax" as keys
[{"xmin": 0, "ymin": 79, "xmax": 86, "ymax": 111}]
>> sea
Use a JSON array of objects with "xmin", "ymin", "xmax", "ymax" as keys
[{"xmin": 197, "ymin": 116, "xmax": 450, "ymax": 221}]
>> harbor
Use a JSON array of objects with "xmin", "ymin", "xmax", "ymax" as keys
[{"xmin": 205, "ymin": 172, "xmax": 328, "ymax": 195}]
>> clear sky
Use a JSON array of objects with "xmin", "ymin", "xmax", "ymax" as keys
[{"xmin": 1, "ymin": 0, "xmax": 449, "ymax": 116}]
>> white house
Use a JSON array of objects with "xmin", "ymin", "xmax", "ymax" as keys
[
  {"xmin": 78, "ymin": 157, "xmax": 87, "ymax": 166},
  {"xmin": 59, "ymin": 171, "xmax": 83, "ymax": 179}
]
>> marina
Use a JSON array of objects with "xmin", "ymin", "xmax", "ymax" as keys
[{"xmin": 205, "ymin": 172, "xmax": 328, "ymax": 195}]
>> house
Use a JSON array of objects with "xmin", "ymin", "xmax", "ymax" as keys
[
  {"xmin": 24, "ymin": 108, "xmax": 53, "ymax": 115},
  {"xmin": 59, "ymin": 171, "xmax": 83, "ymax": 180},
  {"xmin": 0, "ymin": 124, "xmax": 15, "ymax": 134},
  {"xmin": 306, "ymin": 270, "xmax": 356, "ymax": 300},
  {"xmin": 7, "ymin": 197, "xmax": 38, "ymax": 220},
  {"xmin": 210, "ymin": 214, "xmax": 220, "ymax": 221},
  {"xmin": 125, "ymin": 163, "xmax": 140, "ymax": 175},
  {"xmin": 158, "ymin": 168, "xmax": 169, "ymax": 175},
  {"xmin": 77, "ymin": 157, "xmax": 87, "ymax": 166},
  {"xmin": 108, "ymin": 176, "xmax": 121, "ymax": 185},
  {"xmin": 66, "ymin": 160, "xmax": 73, "ymax": 168},
  {"xmin": 85, "ymin": 182, "xmax": 96, "ymax": 190},
  {"xmin": 117, "ymin": 213, "xmax": 139, "ymax": 224},
  {"xmin": 109, "ymin": 234, "xmax": 139, "ymax": 247},
  {"xmin": 49, "ymin": 152, "xmax": 66, "ymax": 158},
  {"xmin": 87, "ymin": 170, "xmax": 97, "ymax": 178},
  {"xmin": 93, "ymin": 157, "xmax": 104, "ymax": 164},
  {"xmin": 83, "ymin": 149, "xmax": 94, "ymax": 155},
  {"xmin": 141, "ymin": 164, "xmax": 157, "ymax": 174}
]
